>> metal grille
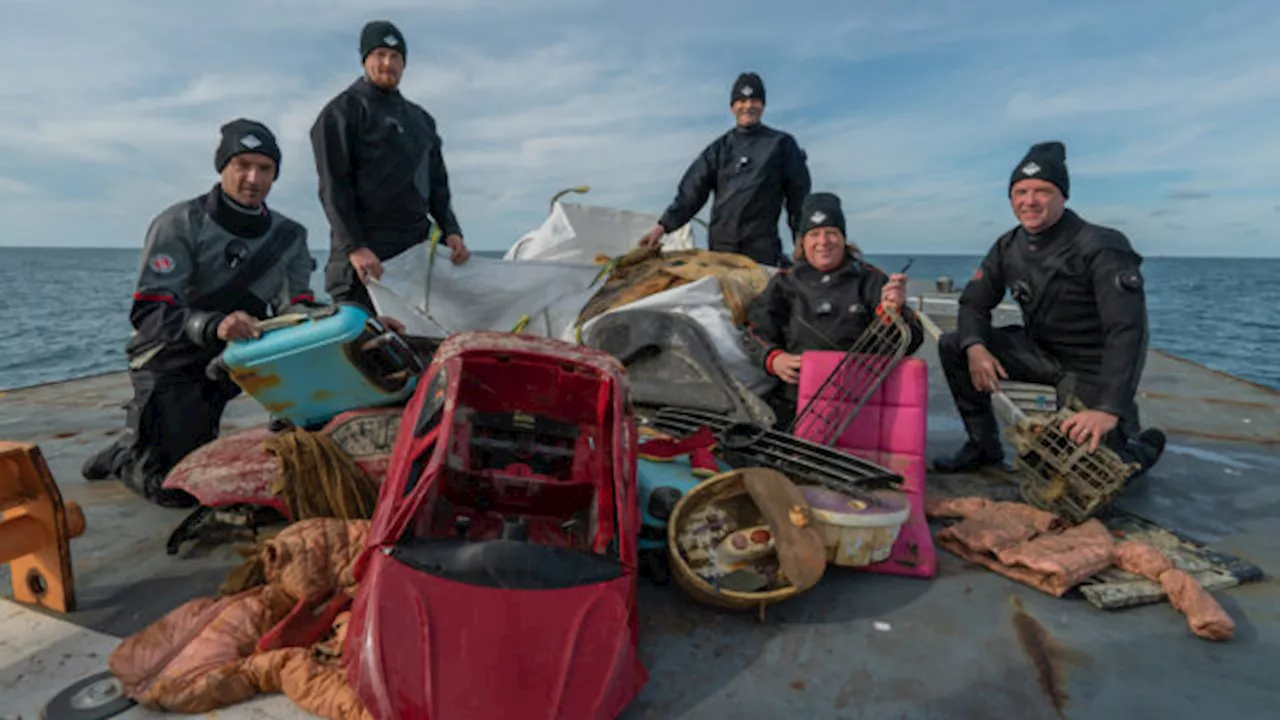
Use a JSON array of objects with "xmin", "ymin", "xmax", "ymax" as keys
[{"xmin": 787, "ymin": 306, "xmax": 912, "ymax": 447}]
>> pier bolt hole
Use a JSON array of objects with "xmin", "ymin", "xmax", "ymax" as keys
[{"xmin": 27, "ymin": 568, "xmax": 48, "ymax": 597}]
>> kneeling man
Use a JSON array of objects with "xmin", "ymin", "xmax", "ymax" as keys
[{"xmin": 933, "ymin": 141, "xmax": 1166, "ymax": 475}]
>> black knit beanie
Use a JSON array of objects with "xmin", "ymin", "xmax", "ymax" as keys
[
  {"xmin": 361, "ymin": 20, "xmax": 407, "ymax": 61},
  {"xmin": 214, "ymin": 119, "xmax": 281, "ymax": 178},
  {"xmin": 1009, "ymin": 141, "xmax": 1069, "ymax": 199},
  {"xmin": 731, "ymin": 72, "xmax": 766, "ymax": 104},
  {"xmin": 797, "ymin": 192, "xmax": 846, "ymax": 236}
]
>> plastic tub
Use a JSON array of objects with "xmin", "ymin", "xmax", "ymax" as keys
[{"xmin": 800, "ymin": 487, "xmax": 911, "ymax": 567}]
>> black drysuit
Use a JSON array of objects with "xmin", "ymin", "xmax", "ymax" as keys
[
  {"xmin": 84, "ymin": 187, "xmax": 317, "ymax": 507},
  {"xmin": 940, "ymin": 209, "xmax": 1154, "ymax": 462},
  {"xmin": 658, "ymin": 123, "xmax": 810, "ymax": 267},
  {"xmin": 743, "ymin": 258, "xmax": 925, "ymax": 427},
  {"xmin": 311, "ymin": 76, "xmax": 463, "ymax": 309}
]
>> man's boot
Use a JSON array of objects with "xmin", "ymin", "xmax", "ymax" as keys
[
  {"xmin": 119, "ymin": 452, "xmax": 199, "ymax": 509},
  {"xmin": 932, "ymin": 413, "xmax": 1004, "ymax": 473},
  {"xmin": 1121, "ymin": 428, "xmax": 1167, "ymax": 476},
  {"xmin": 81, "ymin": 442, "xmax": 124, "ymax": 481}
]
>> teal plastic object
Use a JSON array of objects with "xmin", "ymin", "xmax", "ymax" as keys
[
  {"xmin": 637, "ymin": 455, "xmax": 731, "ymax": 552},
  {"xmin": 220, "ymin": 305, "xmax": 419, "ymax": 429}
]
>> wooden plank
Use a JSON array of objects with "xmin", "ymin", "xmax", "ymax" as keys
[{"xmin": 1079, "ymin": 570, "xmax": 1241, "ymax": 610}]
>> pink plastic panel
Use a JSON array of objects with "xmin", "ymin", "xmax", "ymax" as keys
[
  {"xmin": 795, "ymin": 353, "xmax": 935, "ymax": 578},
  {"xmin": 795, "ymin": 354, "xmax": 929, "ymax": 465}
]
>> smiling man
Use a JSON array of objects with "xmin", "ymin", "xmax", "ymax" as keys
[
  {"xmin": 933, "ymin": 141, "xmax": 1166, "ymax": 476},
  {"xmin": 638, "ymin": 72, "xmax": 811, "ymax": 267},
  {"xmin": 81, "ymin": 119, "xmax": 319, "ymax": 507},
  {"xmin": 311, "ymin": 19, "xmax": 469, "ymax": 312}
]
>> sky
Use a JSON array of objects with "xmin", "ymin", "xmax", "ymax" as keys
[{"xmin": 1, "ymin": 0, "xmax": 1277, "ymax": 258}]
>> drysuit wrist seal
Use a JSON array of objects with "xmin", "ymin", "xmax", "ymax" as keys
[{"xmin": 185, "ymin": 310, "xmax": 226, "ymax": 347}]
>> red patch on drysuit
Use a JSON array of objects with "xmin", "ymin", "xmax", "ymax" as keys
[{"xmin": 149, "ymin": 254, "xmax": 175, "ymax": 274}]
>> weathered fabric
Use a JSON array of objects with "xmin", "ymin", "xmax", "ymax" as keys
[
  {"xmin": 578, "ymin": 247, "xmax": 770, "ymax": 327},
  {"xmin": 109, "ymin": 519, "xmax": 372, "ymax": 717},
  {"xmin": 1113, "ymin": 541, "xmax": 1235, "ymax": 641},
  {"xmin": 927, "ymin": 497, "xmax": 1114, "ymax": 597}
]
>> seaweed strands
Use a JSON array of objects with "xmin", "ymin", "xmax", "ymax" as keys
[
  {"xmin": 650, "ymin": 407, "xmax": 902, "ymax": 501},
  {"xmin": 788, "ymin": 304, "xmax": 912, "ymax": 447}
]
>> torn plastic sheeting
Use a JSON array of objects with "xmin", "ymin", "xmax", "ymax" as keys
[
  {"xmin": 504, "ymin": 202, "xmax": 695, "ymax": 265},
  {"xmin": 367, "ymin": 244, "xmax": 775, "ymax": 397},
  {"xmin": 366, "ymin": 243, "xmax": 604, "ymax": 339},
  {"xmin": 576, "ymin": 275, "xmax": 776, "ymax": 396}
]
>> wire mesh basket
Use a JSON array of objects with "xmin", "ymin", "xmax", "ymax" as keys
[
  {"xmin": 1008, "ymin": 397, "xmax": 1142, "ymax": 524},
  {"xmin": 788, "ymin": 305, "xmax": 912, "ymax": 447}
]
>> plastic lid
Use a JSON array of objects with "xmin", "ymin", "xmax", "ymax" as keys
[{"xmin": 801, "ymin": 487, "xmax": 911, "ymax": 528}]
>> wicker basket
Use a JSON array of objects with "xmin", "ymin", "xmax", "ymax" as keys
[{"xmin": 667, "ymin": 469, "xmax": 803, "ymax": 616}]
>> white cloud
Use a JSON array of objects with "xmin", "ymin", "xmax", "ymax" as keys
[
  {"xmin": 0, "ymin": 0, "xmax": 1277, "ymax": 258},
  {"xmin": 0, "ymin": 176, "xmax": 34, "ymax": 195}
]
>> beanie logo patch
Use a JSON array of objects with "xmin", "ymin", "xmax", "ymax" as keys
[
  {"xmin": 240, "ymin": 134, "xmax": 263, "ymax": 150},
  {"xmin": 810, "ymin": 211, "xmax": 827, "ymax": 224},
  {"xmin": 384, "ymin": 34, "xmax": 399, "ymax": 46},
  {"xmin": 1020, "ymin": 161, "xmax": 1041, "ymax": 176},
  {"xmin": 148, "ymin": 254, "xmax": 175, "ymax": 275},
  {"xmin": 740, "ymin": 86, "xmax": 754, "ymax": 97}
]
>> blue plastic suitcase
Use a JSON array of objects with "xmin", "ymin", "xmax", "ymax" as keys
[{"xmin": 219, "ymin": 305, "xmax": 425, "ymax": 429}]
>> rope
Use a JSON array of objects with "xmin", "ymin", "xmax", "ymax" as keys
[
  {"xmin": 220, "ymin": 428, "xmax": 381, "ymax": 595},
  {"xmin": 264, "ymin": 428, "xmax": 381, "ymax": 522}
]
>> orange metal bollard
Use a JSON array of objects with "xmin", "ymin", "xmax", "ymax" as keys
[{"xmin": 0, "ymin": 441, "xmax": 86, "ymax": 613}]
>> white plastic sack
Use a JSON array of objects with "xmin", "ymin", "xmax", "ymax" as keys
[
  {"xmin": 574, "ymin": 276, "xmax": 775, "ymax": 395},
  {"xmin": 504, "ymin": 202, "xmax": 695, "ymax": 264},
  {"xmin": 366, "ymin": 243, "xmax": 603, "ymax": 339}
]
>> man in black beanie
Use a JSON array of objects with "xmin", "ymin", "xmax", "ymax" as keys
[
  {"xmin": 637, "ymin": 71, "xmax": 811, "ymax": 267},
  {"xmin": 933, "ymin": 141, "xmax": 1166, "ymax": 477},
  {"xmin": 311, "ymin": 19, "xmax": 470, "ymax": 312},
  {"xmin": 81, "ymin": 118, "xmax": 321, "ymax": 507}
]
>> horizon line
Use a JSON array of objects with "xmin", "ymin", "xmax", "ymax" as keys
[{"xmin": 4, "ymin": 245, "xmax": 1278, "ymax": 261}]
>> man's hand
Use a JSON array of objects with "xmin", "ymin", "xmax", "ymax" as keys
[
  {"xmin": 966, "ymin": 344, "xmax": 1007, "ymax": 394},
  {"xmin": 376, "ymin": 315, "xmax": 406, "ymax": 334},
  {"xmin": 1061, "ymin": 409, "xmax": 1119, "ymax": 452},
  {"xmin": 881, "ymin": 272, "xmax": 908, "ymax": 310},
  {"xmin": 349, "ymin": 248, "xmax": 383, "ymax": 284},
  {"xmin": 637, "ymin": 224, "xmax": 666, "ymax": 250},
  {"xmin": 216, "ymin": 311, "xmax": 260, "ymax": 342},
  {"xmin": 770, "ymin": 351, "xmax": 803, "ymax": 385},
  {"xmin": 444, "ymin": 234, "xmax": 470, "ymax": 264}
]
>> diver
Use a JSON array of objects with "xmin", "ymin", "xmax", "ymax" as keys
[
  {"xmin": 933, "ymin": 141, "xmax": 1167, "ymax": 475},
  {"xmin": 310, "ymin": 19, "xmax": 470, "ymax": 313},
  {"xmin": 742, "ymin": 192, "xmax": 924, "ymax": 428},
  {"xmin": 81, "ymin": 119, "xmax": 321, "ymax": 507},
  {"xmin": 637, "ymin": 72, "xmax": 812, "ymax": 267}
]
